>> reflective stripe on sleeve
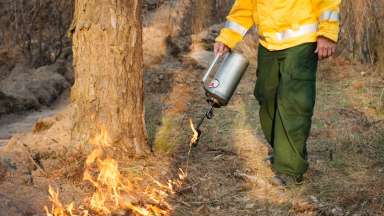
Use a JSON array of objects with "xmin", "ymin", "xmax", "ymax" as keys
[
  {"xmin": 274, "ymin": 23, "xmax": 318, "ymax": 41},
  {"xmin": 225, "ymin": 21, "xmax": 249, "ymax": 37},
  {"xmin": 319, "ymin": 10, "xmax": 340, "ymax": 22}
]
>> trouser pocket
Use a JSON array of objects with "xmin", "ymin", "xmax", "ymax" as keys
[
  {"xmin": 286, "ymin": 43, "xmax": 318, "ymax": 81},
  {"xmin": 279, "ymin": 43, "xmax": 318, "ymax": 116}
]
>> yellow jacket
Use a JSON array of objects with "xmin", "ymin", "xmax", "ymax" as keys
[{"xmin": 216, "ymin": 0, "xmax": 341, "ymax": 50}]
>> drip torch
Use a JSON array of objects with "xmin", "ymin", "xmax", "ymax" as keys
[{"xmin": 191, "ymin": 52, "xmax": 250, "ymax": 146}]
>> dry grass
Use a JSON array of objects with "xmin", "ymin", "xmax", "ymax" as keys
[
  {"xmin": 153, "ymin": 116, "xmax": 184, "ymax": 153},
  {"xmin": 1, "ymin": 1, "xmax": 384, "ymax": 214},
  {"xmin": 162, "ymin": 55, "xmax": 384, "ymax": 215},
  {"xmin": 303, "ymin": 57, "xmax": 384, "ymax": 214},
  {"xmin": 0, "ymin": 52, "xmax": 382, "ymax": 216}
]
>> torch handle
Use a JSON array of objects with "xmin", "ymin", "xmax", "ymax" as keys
[{"xmin": 202, "ymin": 54, "xmax": 221, "ymax": 84}]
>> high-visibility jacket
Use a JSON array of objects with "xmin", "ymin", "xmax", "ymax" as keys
[{"xmin": 216, "ymin": 0, "xmax": 341, "ymax": 51}]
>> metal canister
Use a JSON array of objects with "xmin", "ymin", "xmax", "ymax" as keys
[{"xmin": 202, "ymin": 52, "xmax": 249, "ymax": 107}]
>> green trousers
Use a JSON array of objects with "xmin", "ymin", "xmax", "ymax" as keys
[{"xmin": 254, "ymin": 43, "xmax": 318, "ymax": 176}]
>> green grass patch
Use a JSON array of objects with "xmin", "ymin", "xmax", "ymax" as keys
[{"xmin": 153, "ymin": 116, "xmax": 183, "ymax": 154}]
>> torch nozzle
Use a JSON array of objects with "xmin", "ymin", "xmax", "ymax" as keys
[{"xmin": 190, "ymin": 103, "xmax": 215, "ymax": 147}]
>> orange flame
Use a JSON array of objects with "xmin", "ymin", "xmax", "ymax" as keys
[
  {"xmin": 44, "ymin": 186, "xmax": 83, "ymax": 216},
  {"xmin": 45, "ymin": 127, "xmax": 188, "ymax": 216},
  {"xmin": 189, "ymin": 119, "xmax": 199, "ymax": 146}
]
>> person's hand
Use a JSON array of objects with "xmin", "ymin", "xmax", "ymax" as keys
[
  {"xmin": 214, "ymin": 42, "xmax": 230, "ymax": 57},
  {"xmin": 315, "ymin": 36, "xmax": 336, "ymax": 60}
]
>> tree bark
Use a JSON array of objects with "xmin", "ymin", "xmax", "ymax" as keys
[
  {"xmin": 339, "ymin": 0, "xmax": 384, "ymax": 64},
  {"xmin": 71, "ymin": 0, "xmax": 150, "ymax": 156}
]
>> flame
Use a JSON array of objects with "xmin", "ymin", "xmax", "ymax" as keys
[
  {"xmin": 44, "ymin": 186, "xmax": 82, "ymax": 216},
  {"xmin": 45, "ymin": 127, "xmax": 188, "ymax": 216},
  {"xmin": 189, "ymin": 119, "xmax": 199, "ymax": 146}
]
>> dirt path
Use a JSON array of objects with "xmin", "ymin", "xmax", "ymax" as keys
[{"xmin": 0, "ymin": 91, "xmax": 69, "ymax": 147}]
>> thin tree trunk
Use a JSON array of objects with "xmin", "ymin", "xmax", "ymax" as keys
[{"xmin": 70, "ymin": 0, "xmax": 150, "ymax": 156}]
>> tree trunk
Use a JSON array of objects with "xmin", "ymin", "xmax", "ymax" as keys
[
  {"xmin": 339, "ymin": 0, "xmax": 384, "ymax": 64},
  {"xmin": 70, "ymin": 0, "xmax": 150, "ymax": 156}
]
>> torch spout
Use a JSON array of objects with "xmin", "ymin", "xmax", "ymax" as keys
[
  {"xmin": 196, "ymin": 103, "xmax": 214, "ymax": 129},
  {"xmin": 191, "ymin": 102, "xmax": 215, "ymax": 147}
]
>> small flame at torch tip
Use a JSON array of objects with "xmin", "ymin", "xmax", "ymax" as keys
[{"xmin": 189, "ymin": 119, "xmax": 199, "ymax": 145}]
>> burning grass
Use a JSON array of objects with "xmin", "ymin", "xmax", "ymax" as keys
[{"xmin": 44, "ymin": 127, "xmax": 188, "ymax": 216}]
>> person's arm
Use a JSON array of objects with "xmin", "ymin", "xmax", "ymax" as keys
[
  {"xmin": 314, "ymin": 0, "xmax": 341, "ymax": 59},
  {"xmin": 215, "ymin": 0, "xmax": 256, "ymax": 55}
]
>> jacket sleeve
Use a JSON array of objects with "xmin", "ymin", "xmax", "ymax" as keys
[
  {"xmin": 315, "ymin": 0, "xmax": 341, "ymax": 42},
  {"xmin": 216, "ymin": 0, "xmax": 256, "ymax": 49}
]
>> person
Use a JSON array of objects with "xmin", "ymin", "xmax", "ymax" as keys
[{"xmin": 214, "ymin": 0, "xmax": 340, "ymax": 186}]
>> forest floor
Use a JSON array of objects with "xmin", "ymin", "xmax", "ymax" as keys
[
  {"xmin": 144, "ymin": 54, "xmax": 384, "ymax": 216},
  {"xmin": 1, "ymin": 1, "xmax": 383, "ymax": 215},
  {"xmin": 0, "ymin": 48, "xmax": 383, "ymax": 216}
]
